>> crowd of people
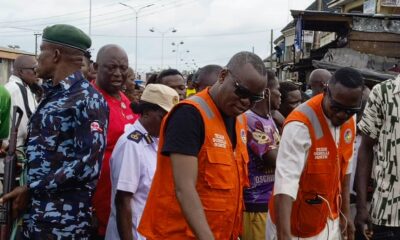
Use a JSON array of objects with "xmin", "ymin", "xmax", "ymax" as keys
[{"xmin": 0, "ymin": 23, "xmax": 399, "ymax": 240}]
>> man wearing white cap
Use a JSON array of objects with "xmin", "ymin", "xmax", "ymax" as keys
[{"xmin": 105, "ymin": 84, "xmax": 179, "ymax": 240}]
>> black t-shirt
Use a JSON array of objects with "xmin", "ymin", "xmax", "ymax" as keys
[{"xmin": 162, "ymin": 104, "xmax": 236, "ymax": 156}]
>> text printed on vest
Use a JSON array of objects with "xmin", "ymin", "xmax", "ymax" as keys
[
  {"xmin": 212, "ymin": 133, "xmax": 227, "ymax": 148},
  {"xmin": 313, "ymin": 147, "xmax": 330, "ymax": 160}
]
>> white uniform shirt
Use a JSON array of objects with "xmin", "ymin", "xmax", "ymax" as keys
[
  {"xmin": 267, "ymin": 115, "xmax": 355, "ymax": 240},
  {"xmin": 105, "ymin": 121, "xmax": 158, "ymax": 240},
  {"xmin": 4, "ymin": 75, "xmax": 38, "ymax": 147}
]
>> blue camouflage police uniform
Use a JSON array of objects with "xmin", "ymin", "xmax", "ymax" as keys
[{"xmin": 23, "ymin": 71, "xmax": 109, "ymax": 239}]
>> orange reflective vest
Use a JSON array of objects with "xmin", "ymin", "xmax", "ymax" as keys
[
  {"xmin": 138, "ymin": 89, "xmax": 249, "ymax": 240},
  {"xmin": 269, "ymin": 94, "xmax": 355, "ymax": 238}
]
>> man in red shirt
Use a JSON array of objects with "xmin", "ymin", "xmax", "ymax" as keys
[{"xmin": 91, "ymin": 44, "xmax": 139, "ymax": 238}]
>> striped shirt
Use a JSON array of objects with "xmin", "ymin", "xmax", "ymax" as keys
[{"xmin": 358, "ymin": 75, "xmax": 400, "ymax": 227}]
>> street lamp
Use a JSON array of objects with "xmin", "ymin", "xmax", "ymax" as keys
[
  {"xmin": 149, "ymin": 27, "xmax": 177, "ymax": 69},
  {"xmin": 179, "ymin": 50, "xmax": 190, "ymax": 70},
  {"xmin": 171, "ymin": 41, "xmax": 184, "ymax": 69},
  {"xmin": 119, "ymin": 2, "xmax": 154, "ymax": 73},
  {"xmin": 7, "ymin": 45, "xmax": 20, "ymax": 49}
]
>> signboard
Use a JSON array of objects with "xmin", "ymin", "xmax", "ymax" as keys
[
  {"xmin": 303, "ymin": 31, "xmax": 314, "ymax": 43},
  {"xmin": 364, "ymin": 0, "xmax": 376, "ymax": 13},
  {"xmin": 381, "ymin": 0, "xmax": 400, "ymax": 7}
]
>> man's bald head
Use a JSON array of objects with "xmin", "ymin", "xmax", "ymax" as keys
[
  {"xmin": 95, "ymin": 44, "xmax": 129, "ymax": 96},
  {"xmin": 13, "ymin": 55, "xmax": 38, "ymax": 85},
  {"xmin": 309, "ymin": 68, "xmax": 331, "ymax": 96},
  {"xmin": 96, "ymin": 44, "xmax": 128, "ymax": 65},
  {"xmin": 226, "ymin": 51, "xmax": 267, "ymax": 77},
  {"xmin": 13, "ymin": 55, "xmax": 37, "ymax": 71},
  {"xmin": 194, "ymin": 64, "xmax": 222, "ymax": 91},
  {"xmin": 210, "ymin": 51, "xmax": 267, "ymax": 117}
]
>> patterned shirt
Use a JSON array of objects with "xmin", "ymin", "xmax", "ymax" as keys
[
  {"xmin": 243, "ymin": 110, "xmax": 280, "ymax": 212},
  {"xmin": 23, "ymin": 71, "xmax": 109, "ymax": 238},
  {"xmin": 358, "ymin": 75, "xmax": 400, "ymax": 227}
]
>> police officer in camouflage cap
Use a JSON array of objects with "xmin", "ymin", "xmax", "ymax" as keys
[{"xmin": 1, "ymin": 24, "xmax": 109, "ymax": 239}]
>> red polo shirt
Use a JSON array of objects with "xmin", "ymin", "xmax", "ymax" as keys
[{"xmin": 92, "ymin": 83, "xmax": 139, "ymax": 236}]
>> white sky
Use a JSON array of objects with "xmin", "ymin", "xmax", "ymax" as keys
[{"xmin": 0, "ymin": 0, "xmax": 314, "ymax": 73}]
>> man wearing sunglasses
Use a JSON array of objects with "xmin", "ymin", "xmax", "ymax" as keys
[
  {"xmin": 4, "ymin": 55, "xmax": 38, "ymax": 148},
  {"xmin": 139, "ymin": 52, "xmax": 267, "ymax": 240},
  {"xmin": 267, "ymin": 67, "xmax": 364, "ymax": 240}
]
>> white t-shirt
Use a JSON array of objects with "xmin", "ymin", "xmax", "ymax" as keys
[{"xmin": 105, "ymin": 121, "xmax": 158, "ymax": 240}]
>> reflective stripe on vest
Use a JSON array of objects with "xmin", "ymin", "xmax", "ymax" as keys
[
  {"xmin": 296, "ymin": 103, "xmax": 324, "ymax": 140},
  {"xmin": 237, "ymin": 114, "xmax": 244, "ymax": 124},
  {"xmin": 189, "ymin": 95, "xmax": 214, "ymax": 119}
]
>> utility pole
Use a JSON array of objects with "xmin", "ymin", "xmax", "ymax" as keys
[
  {"xmin": 270, "ymin": 29, "xmax": 273, "ymax": 61},
  {"xmin": 313, "ymin": 0, "xmax": 322, "ymax": 49},
  {"xmin": 89, "ymin": 0, "xmax": 92, "ymax": 36},
  {"xmin": 120, "ymin": 3, "xmax": 154, "ymax": 72},
  {"xmin": 34, "ymin": 33, "xmax": 41, "ymax": 57},
  {"xmin": 135, "ymin": 13, "xmax": 138, "ymax": 72}
]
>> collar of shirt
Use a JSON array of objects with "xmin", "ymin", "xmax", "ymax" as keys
[
  {"xmin": 91, "ymin": 82, "xmax": 125, "ymax": 104},
  {"xmin": 323, "ymin": 110, "xmax": 356, "ymax": 146},
  {"xmin": 127, "ymin": 120, "xmax": 158, "ymax": 146},
  {"xmin": 9, "ymin": 75, "xmax": 26, "ymax": 86},
  {"xmin": 392, "ymin": 74, "xmax": 400, "ymax": 95},
  {"xmin": 42, "ymin": 71, "xmax": 85, "ymax": 94}
]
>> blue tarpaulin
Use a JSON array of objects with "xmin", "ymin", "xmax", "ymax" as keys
[{"xmin": 294, "ymin": 16, "xmax": 303, "ymax": 52}]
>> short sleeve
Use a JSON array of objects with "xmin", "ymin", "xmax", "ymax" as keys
[
  {"xmin": 358, "ymin": 84, "xmax": 383, "ymax": 140},
  {"xmin": 162, "ymin": 105, "xmax": 204, "ymax": 157},
  {"xmin": 274, "ymin": 121, "xmax": 311, "ymax": 200},
  {"xmin": 246, "ymin": 112, "xmax": 278, "ymax": 159},
  {"xmin": 110, "ymin": 138, "xmax": 141, "ymax": 194}
]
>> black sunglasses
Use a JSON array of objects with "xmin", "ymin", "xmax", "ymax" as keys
[
  {"xmin": 327, "ymin": 87, "xmax": 362, "ymax": 115},
  {"xmin": 227, "ymin": 69, "xmax": 264, "ymax": 103},
  {"xmin": 21, "ymin": 67, "xmax": 36, "ymax": 72}
]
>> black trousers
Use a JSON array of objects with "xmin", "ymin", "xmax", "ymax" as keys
[{"xmin": 355, "ymin": 224, "xmax": 400, "ymax": 240}]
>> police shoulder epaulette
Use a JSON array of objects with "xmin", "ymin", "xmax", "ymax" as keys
[
  {"xmin": 127, "ymin": 130, "xmax": 143, "ymax": 143},
  {"xmin": 144, "ymin": 133, "xmax": 154, "ymax": 144}
]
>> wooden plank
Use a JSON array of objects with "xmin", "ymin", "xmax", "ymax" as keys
[
  {"xmin": 0, "ymin": 51, "xmax": 21, "ymax": 60},
  {"xmin": 348, "ymin": 40, "xmax": 400, "ymax": 57},
  {"xmin": 349, "ymin": 31, "xmax": 400, "ymax": 43}
]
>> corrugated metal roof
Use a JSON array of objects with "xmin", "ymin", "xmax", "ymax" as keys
[
  {"xmin": 306, "ymin": 0, "xmax": 332, "ymax": 11},
  {"xmin": 292, "ymin": 10, "xmax": 400, "ymax": 20},
  {"xmin": 312, "ymin": 48, "xmax": 399, "ymax": 82},
  {"xmin": 0, "ymin": 46, "xmax": 34, "ymax": 56},
  {"xmin": 327, "ymin": 0, "xmax": 354, "ymax": 8},
  {"xmin": 281, "ymin": 20, "xmax": 295, "ymax": 33},
  {"xmin": 290, "ymin": 10, "xmax": 400, "ymax": 32}
]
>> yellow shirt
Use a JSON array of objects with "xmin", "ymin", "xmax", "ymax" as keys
[{"xmin": 186, "ymin": 88, "xmax": 196, "ymax": 97}]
